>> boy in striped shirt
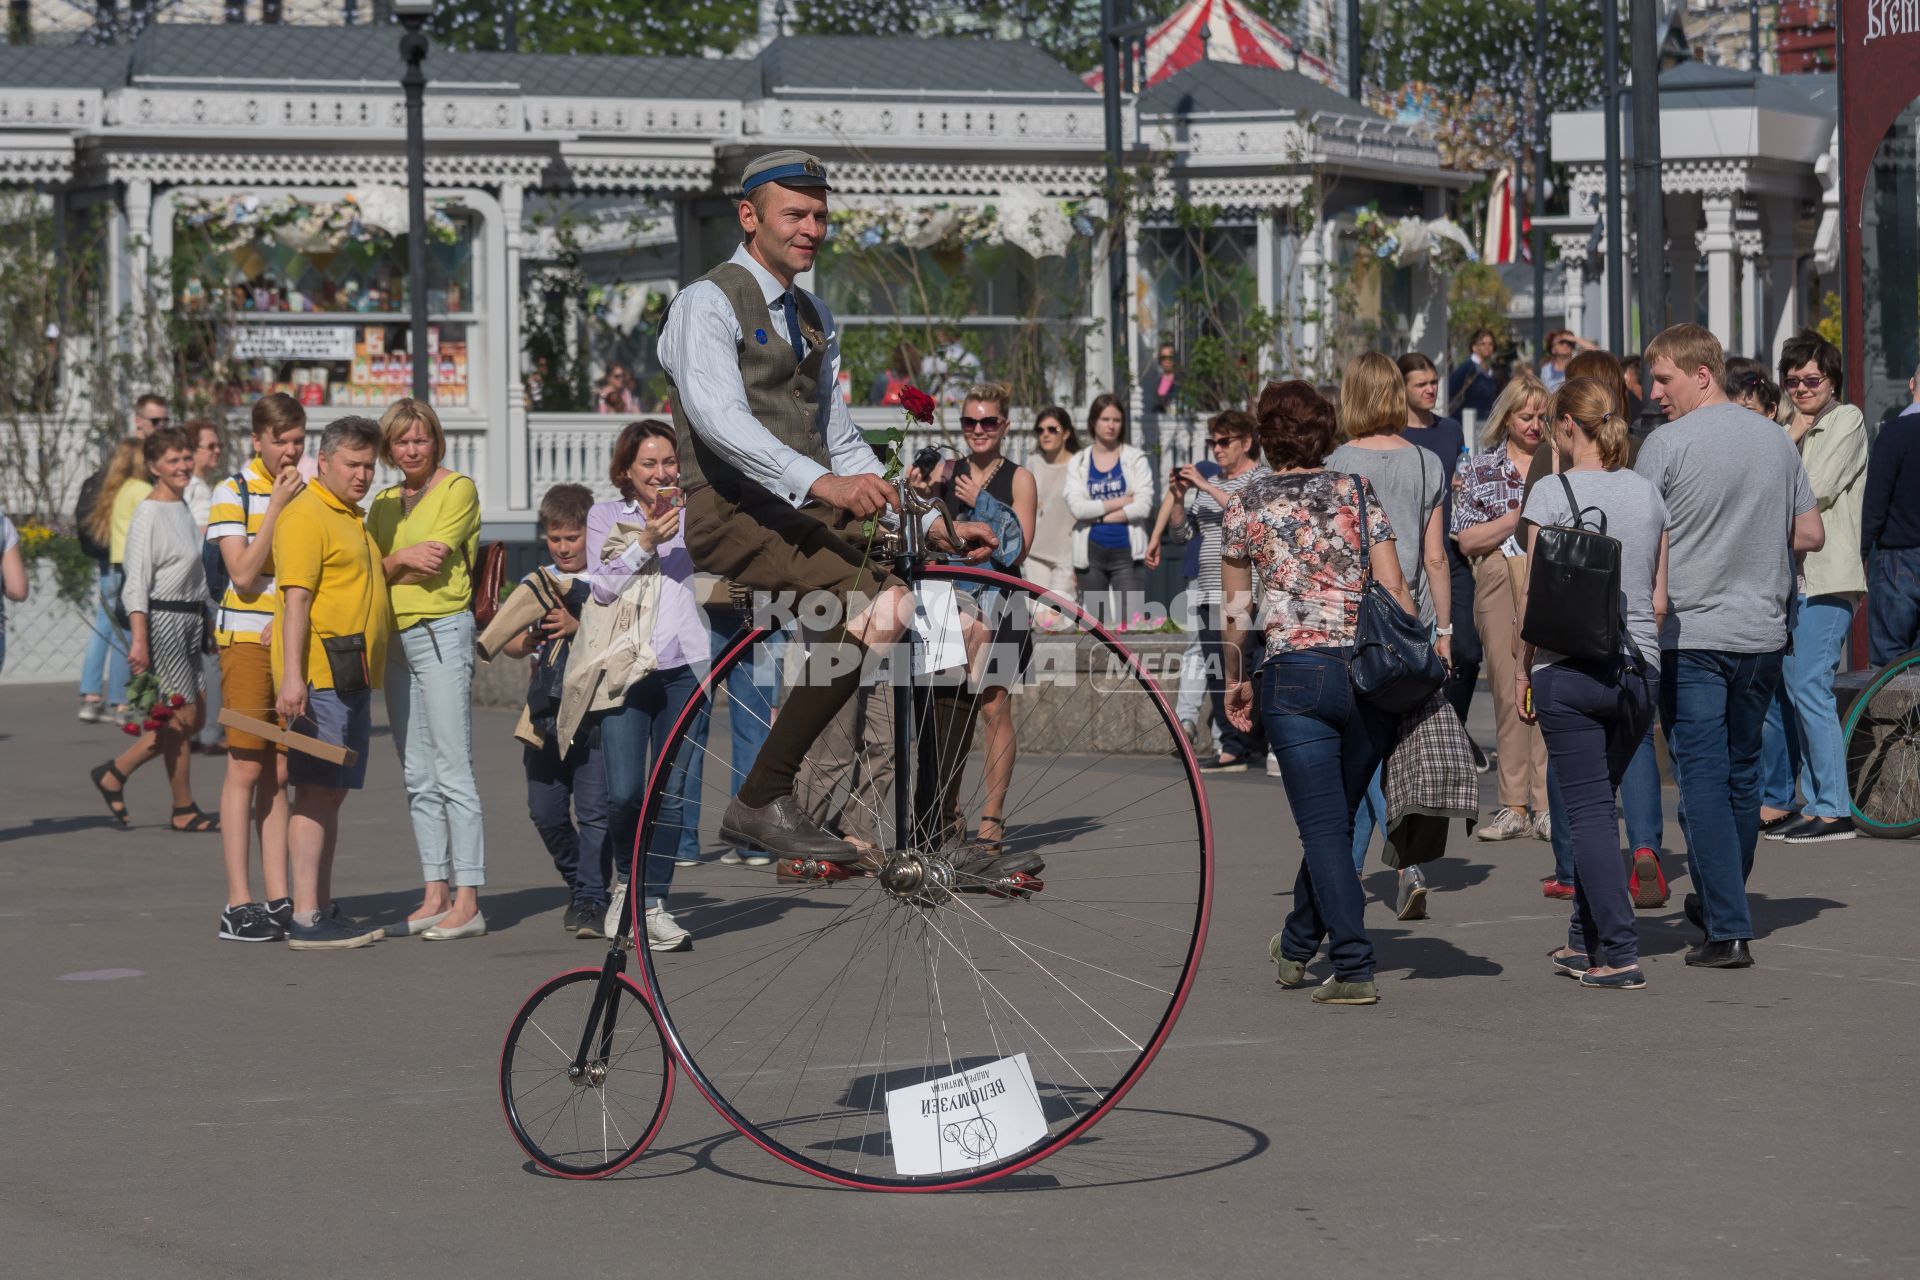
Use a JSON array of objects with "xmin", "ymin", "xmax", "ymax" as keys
[{"xmin": 205, "ymin": 393, "xmax": 310, "ymax": 943}]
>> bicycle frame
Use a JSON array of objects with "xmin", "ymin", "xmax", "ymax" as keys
[{"xmin": 572, "ymin": 929, "xmax": 631, "ymax": 1080}]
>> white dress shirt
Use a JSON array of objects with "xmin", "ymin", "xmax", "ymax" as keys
[{"xmin": 658, "ymin": 244, "xmax": 885, "ymax": 508}]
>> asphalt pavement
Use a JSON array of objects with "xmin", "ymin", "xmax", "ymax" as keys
[{"xmin": 1, "ymin": 681, "xmax": 1914, "ymax": 1279}]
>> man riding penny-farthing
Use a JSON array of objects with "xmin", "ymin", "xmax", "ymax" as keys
[{"xmin": 498, "ymin": 150, "xmax": 1212, "ymax": 1189}]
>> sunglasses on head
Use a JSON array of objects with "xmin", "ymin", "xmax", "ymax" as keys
[
  {"xmin": 960, "ymin": 416, "xmax": 1003, "ymax": 431},
  {"xmin": 1783, "ymin": 375, "xmax": 1826, "ymax": 390}
]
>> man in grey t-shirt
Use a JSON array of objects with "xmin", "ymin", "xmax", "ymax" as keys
[{"xmin": 1634, "ymin": 325, "xmax": 1823, "ymax": 969}]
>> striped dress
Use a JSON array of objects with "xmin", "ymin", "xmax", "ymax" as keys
[{"xmin": 122, "ymin": 499, "xmax": 208, "ymax": 700}]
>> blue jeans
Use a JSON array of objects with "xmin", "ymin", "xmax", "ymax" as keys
[
  {"xmin": 1759, "ymin": 682, "xmax": 1803, "ymax": 811},
  {"xmin": 1535, "ymin": 660, "xmax": 1657, "ymax": 968},
  {"xmin": 525, "ymin": 736, "xmax": 611, "ymax": 909},
  {"xmin": 1546, "ymin": 764, "xmax": 1576, "ymax": 884},
  {"xmin": 386, "ymin": 612, "xmax": 487, "ymax": 887},
  {"xmin": 1620, "ymin": 729, "xmax": 1665, "ymax": 852},
  {"xmin": 1868, "ymin": 546, "xmax": 1920, "ymax": 665},
  {"xmin": 600, "ymin": 664, "xmax": 698, "ymax": 908},
  {"xmin": 675, "ymin": 610, "xmax": 780, "ymax": 861},
  {"xmin": 1759, "ymin": 594, "xmax": 1855, "ymax": 819},
  {"xmin": 1350, "ymin": 768, "xmax": 1385, "ymax": 872},
  {"xmin": 1660, "ymin": 649, "xmax": 1784, "ymax": 943},
  {"xmin": 80, "ymin": 565, "xmax": 129, "ymax": 705},
  {"xmin": 1263, "ymin": 650, "xmax": 1397, "ymax": 981}
]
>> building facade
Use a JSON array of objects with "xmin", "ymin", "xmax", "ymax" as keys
[{"xmin": 0, "ymin": 22, "xmax": 1466, "ymax": 535}]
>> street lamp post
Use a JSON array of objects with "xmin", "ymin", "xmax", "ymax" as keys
[
  {"xmin": 396, "ymin": 0, "xmax": 433, "ymax": 404},
  {"xmin": 1099, "ymin": 0, "xmax": 1128, "ymax": 397},
  {"xmin": 1628, "ymin": 0, "xmax": 1665, "ymax": 436},
  {"xmin": 1530, "ymin": 0, "xmax": 1547, "ymax": 360},
  {"xmin": 1602, "ymin": 0, "xmax": 1625, "ymax": 353}
]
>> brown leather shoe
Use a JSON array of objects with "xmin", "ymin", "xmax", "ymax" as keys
[{"xmin": 719, "ymin": 795, "xmax": 862, "ymax": 863}]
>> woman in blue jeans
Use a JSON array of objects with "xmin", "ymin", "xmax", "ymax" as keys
[
  {"xmin": 369, "ymin": 400, "xmax": 488, "ymax": 939},
  {"xmin": 1221, "ymin": 381, "xmax": 1415, "ymax": 1007},
  {"xmin": 586, "ymin": 421, "xmax": 708, "ymax": 953},
  {"xmin": 1515, "ymin": 378, "xmax": 1671, "ymax": 989}
]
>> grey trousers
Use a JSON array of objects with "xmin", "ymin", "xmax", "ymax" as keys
[{"xmin": 794, "ymin": 680, "xmax": 895, "ymax": 849}]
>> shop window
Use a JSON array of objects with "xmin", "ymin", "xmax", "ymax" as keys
[{"xmin": 171, "ymin": 199, "xmax": 478, "ymax": 412}]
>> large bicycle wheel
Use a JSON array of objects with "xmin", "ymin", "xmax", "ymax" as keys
[
  {"xmin": 500, "ymin": 967, "xmax": 674, "ymax": 1178},
  {"xmin": 1843, "ymin": 649, "xmax": 1920, "ymax": 839},
  {"xmin": 635, "ymin": 565, "xmax": 1212, "ymax": 1190}
]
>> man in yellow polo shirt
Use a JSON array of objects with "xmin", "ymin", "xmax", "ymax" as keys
[{"xmin": 273, "ymin": 416, "xmax": 390, "ymax": 951}]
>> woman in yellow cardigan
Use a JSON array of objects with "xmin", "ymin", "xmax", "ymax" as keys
[{"xmin": 368, "ymin": 398, "xmax": 487, "ymax": 939}]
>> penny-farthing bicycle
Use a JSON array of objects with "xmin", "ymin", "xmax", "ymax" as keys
[{"xmin": 500, "ymin": 476, "xmax": 1213, "ymax": 1189}]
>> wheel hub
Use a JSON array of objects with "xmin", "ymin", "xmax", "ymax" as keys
[
  {"xmin": 567, "ymin": 1061, "xmax": 609, "ymax": 1088},
  {"xmin": 879, "ymin": 853, "xmax": 954, "ymax": 905}
]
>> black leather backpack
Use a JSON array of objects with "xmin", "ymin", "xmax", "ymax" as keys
[{"xmin": 1521, "ymin": 474, "xmax": 1621, "ymax": 662}]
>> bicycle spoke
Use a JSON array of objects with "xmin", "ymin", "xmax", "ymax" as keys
[{"xmin": 640, "ymin": 573, "xmax": 1210, "ymax": 1187}]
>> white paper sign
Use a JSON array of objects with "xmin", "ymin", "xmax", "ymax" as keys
[
  {"xmin": 910, "ymin": 579, "xmax": 968, "ymax": 676},
  {"xmin": 884, "ymin": 1052, "xmax": 1048, "ymax": 1177},
  {"xmin": 230, "ymin": 324, "xmax": 357, "ymax": 361}
]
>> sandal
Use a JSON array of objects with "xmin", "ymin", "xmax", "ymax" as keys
[
  {"xmin": 90, "ymin": 761, "xmax": 131, "ymax": 828},
  {"xmin": 169, "ymin": 804, "xmax": 220, "ymax": 834},
  {"xmin": 974, "ymin": 815, "xmax": 1005, "ymax": 858}
]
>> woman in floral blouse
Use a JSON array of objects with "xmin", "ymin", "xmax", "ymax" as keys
[
  {"xmin": 1452, "ymin": 371, "xmax": 1553, "ymax": 849},
  {"xmin": 1221, "ymin": 381, "xmax": 1415, "ymax": 1008}
]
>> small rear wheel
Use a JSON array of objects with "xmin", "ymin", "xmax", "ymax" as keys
[
  {"xmin": 1843, "ymin": 649, "xmax": 1920, "ymax": 840},
  {"xmin": 500, "ymin": 968, "xmax": 674, "ymax": 1178}
]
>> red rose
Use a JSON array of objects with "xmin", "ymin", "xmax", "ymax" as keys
[
  {"xmin": 168, "ymin": 694, "xmax": 186, "ymax": 708},
  {"xmin": 899, "ymin": 385, "xmax": 936, "ymax": 424},
  {"xmin": 142, "ymin": 717, "xmax": 161, "ymax": 731},
  {"xmin": 121, "ymin": 723, "xmax": 141, "ymax": 737},
  {"xmin": 152, "ymin": 706, "xmax": 173, "ymax": 721}
]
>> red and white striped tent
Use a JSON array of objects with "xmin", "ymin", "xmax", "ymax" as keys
[{"xmin": 1084, "ymin": 0, "xmax": 1337, "ymax": 92}]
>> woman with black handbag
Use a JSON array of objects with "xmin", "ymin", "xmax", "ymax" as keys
[
  {"xmin": 1514, "ymin": 378, "xmax": 1671, "ymax": 990},
  {"xmin": 1222, "ymin": 382, "xmax": 1417, "ymax": 1007}
]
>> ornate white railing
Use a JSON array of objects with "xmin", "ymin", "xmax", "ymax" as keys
[{"xmin": 525, "ymin": 409, "xmax": 1212, "ymax": 507}]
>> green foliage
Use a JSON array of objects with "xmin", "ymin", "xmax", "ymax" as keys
[
  {"xmin": 1448, "ymin": 262, "xmax": 1512, "ymax": 349},
  {"xmin": 16, "ymin": 527, "xmax": 95, "ymax": 609},
  {"xmin": 1816, "ymin": 290, "xmax": 1843, "ymax": 350},
  {"xmin": 1367, "ymin": 0, "xmax": 1615, "ymax": 166},
  {"xmin": 521, "ymin": 210, "xmax": 594, "ymax": 412},
  {"xmin": 428, "ymin": 0, "xmax": 757, "ymax": 56}
]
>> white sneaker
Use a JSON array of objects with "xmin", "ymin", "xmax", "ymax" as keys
[
  {"xmin": 605, "ymin": 880, "xmax": 628, "ymax": 942},
  {"xmin": 1531, "ymin": 811, "xmax": 1552, "ymax": 842},
  {"xmin": 1265, "ymin": 751, "xmax": 1281, "ymax": 778},
  {"xmin": 674, "ymin": 854, "xmax": 701, "ymax": 867},
  {"xmin": 718, "ymin": 849, "xmax": 772, "ymax": 867},
  {"xmin": 645, "ymin": 905, "xmax": 691, "ymax": 952},
  {"xmin": 1476, "ymin": 807, "xmax": 1533, "ymax": 841}
]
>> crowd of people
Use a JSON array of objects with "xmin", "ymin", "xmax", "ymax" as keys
[{"xmin": 20, "ymin": 144, "xmax": 1917, "ymax": 996}]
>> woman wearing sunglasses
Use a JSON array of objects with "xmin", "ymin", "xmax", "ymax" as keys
[
  {"xmin": 1025, "ymin": 407, "xmax": 1079, "ymax": 601},
  {"xmin": 926, "ymin": 384, "xmax": 1037, "ymax": 856},
  {"xmin": 1757, "ymin": 330, "xmax": 1867, "ymax": 844}
]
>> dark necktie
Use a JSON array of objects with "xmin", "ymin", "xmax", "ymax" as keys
[{"xmin": 780, "ymin": 291, "xmax": 804, "ymax": 356}]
